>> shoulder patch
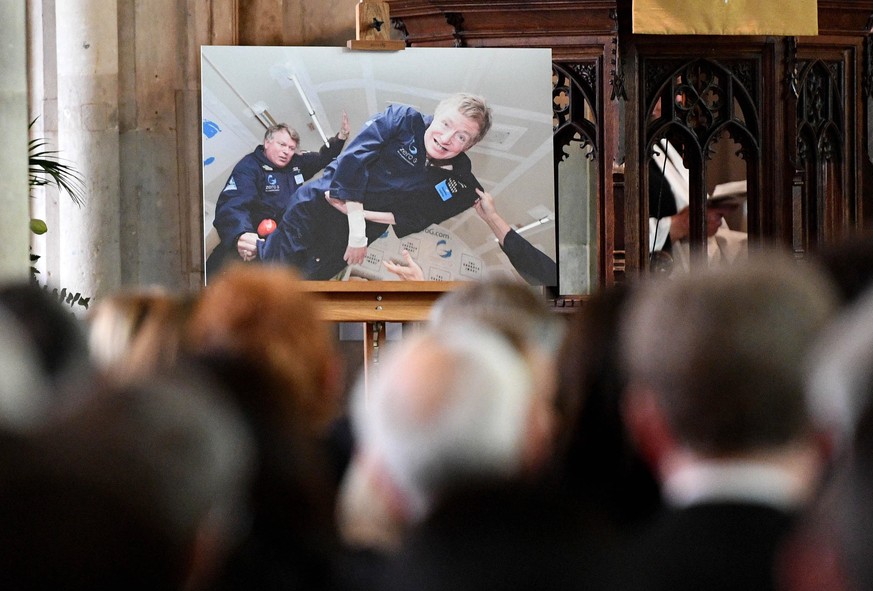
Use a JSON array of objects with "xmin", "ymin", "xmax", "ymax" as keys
[{"xmin": 223, "ymin": 176, "xmax": 237, "ymax": 192}]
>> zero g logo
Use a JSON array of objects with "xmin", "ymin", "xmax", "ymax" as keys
[
  {"xmin": 436, "ymin": 239, "xmax": 453, "ymax": 259},
  {"xmin": 396, "ymin": 140, "xmax": 419, "ymax": 166},
  {"xmin": 264, "ymin": 174, "xmax": 280, "ymax": 192}
]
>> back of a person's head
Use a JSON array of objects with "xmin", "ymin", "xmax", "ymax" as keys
[
  {"xmin": 805, "ymin": 284, "xmax": 873, "ymax": 455},
  {"xmin": 0, "ymin": 307, "xmax": 52, "ymax": 431},
  {"xmin": 556, "ymin": 282, "xmax": 634, "ymax": 444},
  {"xmin": 778, "ymin": 396, "xmax": 873, "ymax": 591},
  {"xmin": 87, "ymin": 287, "xmax": 192, "ymax": 384},
  {"xmin": 352, "ymin": 325, "xmax": 534, "ymax": 521},
  {"xmin": 555, "ymin": 283, "xmax": 661, "ymax": 526},
  {"xmin": 185, "ymin": 264, "xmax": 341, "ymax": 434},
  {"xmin": 0, "ymin": 282, "xmax": 91, "ymax": 387},
  {"xmin": 0, "ymin": 369, "xmax": 254, "ymax": 589},
  {"xmin": 809, "ymin": 231, "xmax": 873, "ymax": 305},
  {"xmin": 429, "ymin": 278, "xmax": 564, "ymax": 355},
  {"xmin": 622, "ymin": 251, "xmax": 837, "ymax": 454}
]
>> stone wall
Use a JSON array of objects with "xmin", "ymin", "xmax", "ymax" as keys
[{"xmin": 26, "ymin": 0, "xmax": 357, "ymax": 298}]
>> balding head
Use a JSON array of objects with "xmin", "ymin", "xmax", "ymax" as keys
[{"xmin": 352, "ymin": 325, "xmax": 534, "ymax": 520}]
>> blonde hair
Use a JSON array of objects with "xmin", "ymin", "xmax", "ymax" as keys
[
  {"xmin": 87, "ymin": 288, "xmax": 192, "ymax": 385},
  {"xmin": 264, "ymin": 123, "xmax": 300, "ymax": 145}
]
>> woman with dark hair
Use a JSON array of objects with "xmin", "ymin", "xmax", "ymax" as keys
[{"xmin": 553, "ymin": 282, "xmax": 662, "ymax": 533}]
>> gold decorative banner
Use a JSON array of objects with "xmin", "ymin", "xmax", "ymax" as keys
[{"xmin": 633, "ymin": 0, "xmax": 818, "ymax": 36}]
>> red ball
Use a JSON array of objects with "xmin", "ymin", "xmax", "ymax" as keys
[{"xmin": 257, "ymin": 218, "xmax": 277, "ymax": 238}]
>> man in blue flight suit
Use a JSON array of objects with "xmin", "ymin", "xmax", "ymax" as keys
[
  {"xmin": 248, "ymin": 93, "xmax": 492, "ymax": 280},
  {"xmin": 205, "ymin": 114, "xmax": 350, "ymax": 277}
]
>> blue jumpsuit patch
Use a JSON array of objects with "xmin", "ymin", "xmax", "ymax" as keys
[
  {"xmin": 435, "ymin": 180, "xmax": 453, "ymax": 201},
  {"xmin": 436, "ymin": 177, "xmax": 467, "ymax": 201}
]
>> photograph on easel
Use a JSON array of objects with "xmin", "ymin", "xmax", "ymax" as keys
[{"xmin": 201, "ymin": 46, "xmax": 556, "ymax": 285}]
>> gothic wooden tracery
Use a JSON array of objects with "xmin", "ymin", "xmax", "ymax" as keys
[
  {"xmin": 387, "ymin": 0, "xmax": 873, "ymax": 293},
  {"xmin": 554, "ymin": 62, "xmax": 599, "ymax": 164}
]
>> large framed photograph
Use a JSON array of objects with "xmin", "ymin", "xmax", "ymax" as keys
[{"xmin": 201, "ymin": 46, "xmax": 555, "ymax": 286}]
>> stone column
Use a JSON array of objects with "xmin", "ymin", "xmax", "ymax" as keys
[
  {"xmin": 54, "ymin": 0, "xmax": 122, "ymax": 299},
  {"xmin": 0, "ymin": 2, "xmax": 31, "ymax": 281}
]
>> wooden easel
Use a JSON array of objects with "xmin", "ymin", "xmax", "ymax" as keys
[
  {"xmin": 347, "ymin": 0, "xmax": 406, "ymax": 51},
  {"xmin": 329, "ymin": 0, "xmax": 414, "ymax": 389},
  {"xmin": 300, "ymin": 281, "xmax": 463, "ymax": 389}
]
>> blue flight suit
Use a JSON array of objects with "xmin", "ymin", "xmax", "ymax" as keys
[
  {"xmin": 205, "ymin": 136, "xmax": 345, "ymax": 276},
  {"xmin": 259, "ymin": 104, "xmax": 483, "ymax": 280}
]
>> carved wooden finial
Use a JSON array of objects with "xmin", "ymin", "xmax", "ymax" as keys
[{"xmin": 347, "ymin": 0, "xmax": 405, "ymax": 51}]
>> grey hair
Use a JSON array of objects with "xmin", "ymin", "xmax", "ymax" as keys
[
  {"xmin": 352, "ymin": 324, "xmax": 533, "ymax": 521},
  {"xmin": 434, "ymin": 93, "xmax": 493, "ymax": 144},
  {"xmin": 621, "ymin": 251, "xmax": 837, "ymax": 454},
  {"xmin": 264, "ymin": 123, "xmax": 300, "ymax": 145}
]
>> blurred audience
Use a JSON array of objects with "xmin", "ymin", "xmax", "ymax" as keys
[
  {"xmin": 185, "ymin": 265, "xmax": 343, "ymax": 437},
  {"xmin": 0, "ymin": 281, "xmax": 98, "ymax": 425},
  {"xmin": 0, "ymin": 369, "xmax": 254, "ymax": 590},
  {"xmin": 810, "ymin": 231, "xmax": 873, "ymax": 305},
  {"xmin": 423, "ymin": 279, "xmax": 564, "ymax": 473},
  {"xmin": 350, "ymin": 324, "xmax": 539, "ymax": 523},
  {"xmin": 337, "ymin": 279, "xmax": 564, "ymax": 554},
  {"xmin": 0, "ymin": 306, "xmax": 52, "ymax": 431},
  {"xmin": 184, "ymin": 264, "xmax": 346, "ymax": 590},
  {"xmin": 779, "ymin": 281, "xmax": 873, "ymax": 590},
  {"xmin": 554, "ymin": 282, "xmax": 662, "ymax": 535},
  {"xmin": 0, "ymin": 282, "xmax": 92, "ymax": 389},
  {"xmin": 346, "ymin": 323, "xmax": 607, "ymax": 590},
  {"xmin": 87, "ymin": 286, "xmax": 193, "ymax": 385},
  {"xmin": 2, "ymin": 249, "xmax": 865, "ymax": 591},
  {"xmin": 427, "ymin": 277, "xmax": 565, "ymax": 356},
  {"xmin": 616, "ymin": 251, "xmax": 838, "ymax": 591}
]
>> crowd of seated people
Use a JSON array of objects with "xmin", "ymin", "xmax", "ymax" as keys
[{"xmin": 4, "ymin": 240, "xmax": 873, "ymax": 590}]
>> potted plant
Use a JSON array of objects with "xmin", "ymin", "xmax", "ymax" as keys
[{"xmin": 28, "ymin": 120, "xmax": 90, "ymax": 310}]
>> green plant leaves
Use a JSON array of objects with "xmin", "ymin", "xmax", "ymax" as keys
[{"xmin": 28, "ymin": 137, "xmax": 86, "ymax": 206}]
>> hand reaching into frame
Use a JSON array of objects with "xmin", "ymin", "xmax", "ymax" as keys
[{"xmin": 383, "ymin": 250, "xmax": 424, "ymax": 281}]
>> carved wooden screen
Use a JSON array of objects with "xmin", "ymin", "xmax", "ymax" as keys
[
  {"xmin": 795, "ymin": 58, "xmax": 847, "ymax": 253},
  {"xmin": 787, "ymin": 38, "xmax": 857, "ymax": 257},
  {"xmin": 554, "ymin": 63, "xmax": 598, "ymax": 163},
  {"xmin": 385, "ymin": 0, "xmax": 873, "ymax": 290},
  {"xmin": 638, "ymin": 55, "xmax": 763, "ymax": 272},
  {"xmin": 553, "ymin": 61, "xmax": 601, "ymax": 293}
]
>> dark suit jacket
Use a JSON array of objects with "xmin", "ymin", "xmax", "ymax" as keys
[
  {"xmin": 383, "ymin": 480, "xmax": 615, "ymax": 591},
  {"xmin": 614, "ymin": 501, "xmax": 796, "ymax": 591}
]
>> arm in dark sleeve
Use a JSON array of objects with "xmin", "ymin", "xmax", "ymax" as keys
[
  {"xmin": 501, "ymin": 229, "xmax": 558, "ymax": 286},
  {"xmin": 212, "ymin": 161, "xmax": 259, "ymax": 244},
  {"xmin": 296, "ymin": 135, "xmax": 346, "ymax": 179}
]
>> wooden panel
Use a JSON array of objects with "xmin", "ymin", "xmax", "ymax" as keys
[
  {"xmin": 284, "ymin": 0, "xmax": 358, "ymax": 47},
  {"xmin": 238, "ymin": 0, "xmax": 284, "ymax": 45},
  {"xmin": 817, "ymin": 1, "xmax": 873, "ymax": 35},
  {"xmin": 210, "ymin": 0, "xmax": 239, "ymax": 45},
  {"xmin": 791, "ymin": 37, "xmax": 866, "ymax": 251},
  {"xmin": 298, "ymin": 281, "xmax": 465, "ymax": 322},
  {"xmin": 390, "ymin": 0, "xmax": 616, "ymax": 46}
]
